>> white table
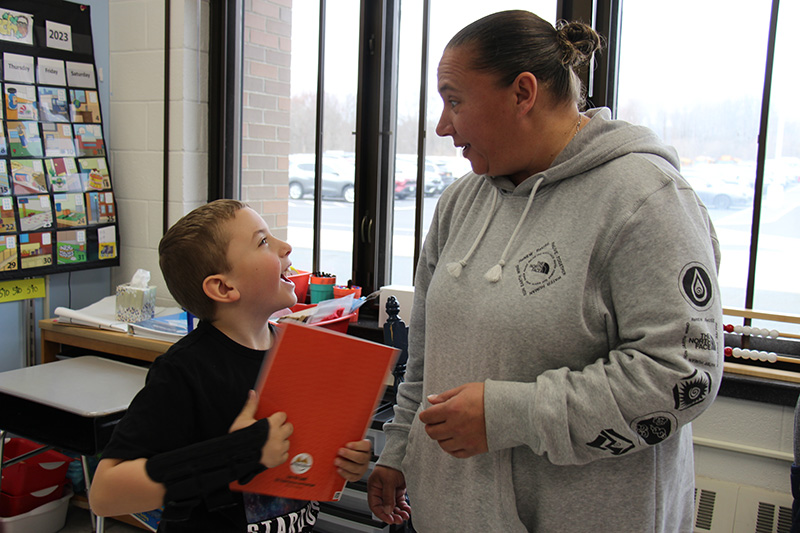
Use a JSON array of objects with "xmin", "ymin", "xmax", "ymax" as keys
[{"xmin": 0, "ymin": 356, "xmax": 147, "ymax": 532}]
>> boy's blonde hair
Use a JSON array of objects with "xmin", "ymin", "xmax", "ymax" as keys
[{"xmin": 158, "ymin": 199, "xmax": 246, "ymax": 321}]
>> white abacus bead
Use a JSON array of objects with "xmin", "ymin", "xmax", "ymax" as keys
[
  {"xmin": 756, "ymin": 328, "xmax": 769, "ymax": 337},
  {"xmin": 770, "ymin": 329, "xmax": 780, "ymax": 338},
  {"xmin": 768, "ymin": 352, "xmax": 778, "ymax": 363},
  {"xmin": 741, "ymin": 326, "xmax": 753, "ymax": 335},
  {"xmin": 734, "ymin": 325, "xmax": 743, "ymax": 334},
  {"xmin": 732, "ymin": 348, "xmax": 743, "ymax": 358},
  {"xmin": 757, "ymin": 351, "xmax": 768, "ymax": 362}
]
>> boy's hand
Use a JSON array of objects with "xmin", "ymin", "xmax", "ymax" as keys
[
  {"xmin": 263, "ymin": 411, "xmax": 293, "ymax": 468},
  {"xmin": 229, "ymin": 390, "xmax": 293, "ymax": 468},
  {"xmin": 335, "ymin": 439, "xmax": 371, "ymax": 482}
]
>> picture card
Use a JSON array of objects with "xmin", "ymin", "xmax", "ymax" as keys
[
  {"xmin": 7, "ymin": 121, "xmax": 42, "ymax": 157},
  {"xmin": 78, "ymin": 157, "xmax": 110, "ymax": 190},
  {"xmin": 45, "ymin": 157, "xmax": 83, "ymax": 192},
  {"xmin": 73, "ymin": 124, "xmax": 104, "ymax": 157},
  {"xmin": 17, "ymin": 195, "xmax": 53, "ymax": 232},
  {"xmin": 86, "ymin": 191, "xmax": 115, "ymax": 224},
  {"xmin": 37, "ymin": 58, "xmax": 66, "ymax": 86},
  {"xmin": 0, "ymin": 161, "xmax": 8, "ymax": 195},
  {"xmin": 38, "ymin": 86, "xmax": 70, "ymax": 122},
  {"xmin": 4, "ymin": 83, "xmax": 38, "ymax": 120},
  {"xmin": 10, "ymin": 159, "xmax": 47, "ymax": 195},
  {"xmin": 42, "ymin": 123, "xmax": 76, "ymax": 157},
  {"xmin": 69, "ymin": 89, "xmax": 101, "ymax": 123},
  {"xmin": 0, "ymin": 235, "xmax": 17, "ymax": 271},
  {"xmin": 54, "ymin": 193, "xmax": 87, "ymax": 228},
  {"xmin": 0, "ymin": 197, "xmax": 15, "ymax": 234},
  {"xmin": 56, "ymin": 229, "xmax": 87, "ymax": 264},
  {"xmin": 0, "ymin": 11, "xmax": 34, "ymax": 47},
  {"xmin": 19, "ymin": 231, "xmax": 53, "ymax": 269},
  {"xmin": 96, "ymin": 225, "xmax": 117, "ymax": 260}
]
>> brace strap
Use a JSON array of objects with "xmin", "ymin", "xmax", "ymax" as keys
[{"xmin": 145, "ymin": 419, "xmax": 269, "ymax": 521}]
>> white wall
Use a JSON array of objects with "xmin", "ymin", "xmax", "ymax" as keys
[
  {"xmin": 108, "ymin": 0, "xmax": 208, "ymax": 308},
  {"xmin": 693, "ymin": 396, "xmax": 795, "ymax": 495}
]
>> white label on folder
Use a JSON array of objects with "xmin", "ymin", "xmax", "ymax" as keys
[
  {"xmin": 37, "ymin": 57, "xmax": 66, "ymax": 85},
  {"xmin": 2, "ymin": 197, "xmax": 11, "ymax": 210},
  {"xmin": 88, "ymin": 91, "xmax": 98, "ymax": 103},
  {"xmin": 42, "ymin": 232, "xmax": 51, "ymax": 245},
  {"xmin": 76, "ymin": 230, "xmax": 86, "ymax": 243},
  {"xmin": 105, "ymin": 192, "xmax": 113, "ymax": 203},
  {"xmin": 75, "ymin": 194, "xmax": 83, "ymax": 206},
  {"xmin": 46, "ymin": 21, "xmax": 73, "ymax": 52},
  {"xmin": 61, "ymin": 124, "xmax": 71, "ymax": 135},
  {"xmin": 3, "ymin": 52, "xmax": 35, "ymax": 83},
  {"xmin": 66, "ymin": 61, "xmax": 95, "ymax": 88},
  {"xmin": 5, "ymin": 236, "xmax": 14, "ymax": 248},
  {"xmin": 40, "ymin": 196, "xmax": 50, "ymax": 208}
]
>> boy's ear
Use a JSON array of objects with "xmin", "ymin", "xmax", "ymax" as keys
[{"xmin": 202, "ymin": 274, "xmax": 241, "ymax": 304}]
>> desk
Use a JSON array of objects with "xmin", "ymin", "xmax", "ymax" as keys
[
  {"xmin": 0, "ymin": 356, "xmax": 148, "ymax": 532},
  {"xmin": 39, "ymin": 319, "xmax": 173, "ymax": 364}
]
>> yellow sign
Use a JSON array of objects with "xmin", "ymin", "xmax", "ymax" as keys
[{"xmin": 0, "ymin": 277, "xmax": 45, "ymax": 303}]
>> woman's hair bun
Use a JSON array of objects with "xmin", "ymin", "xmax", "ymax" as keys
[{"xmin": 555, "ymin": 20, "xmax": 603, "ymax": 68}]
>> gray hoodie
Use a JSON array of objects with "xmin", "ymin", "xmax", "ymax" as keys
[{"xmin": 378, "ymin": 108, "xmax": 723, "ymax": 532}]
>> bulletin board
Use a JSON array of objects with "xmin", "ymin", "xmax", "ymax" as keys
[{"xmin": 0, "ymin": 0, "xmax": 119, "ymax": 280}]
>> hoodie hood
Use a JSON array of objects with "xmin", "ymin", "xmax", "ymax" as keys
[
  {"xmin": 447, "ymin": 108, "xmax": 682, "ymax": 281},
  {"xmin": 488, "ymin": 107, "xmax": 681, "ymax": 195}
]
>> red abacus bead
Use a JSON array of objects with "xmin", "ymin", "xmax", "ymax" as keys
[
  {"xmin": 724, "ymin": 347, "xmax": 733, "ymax": 357},
  {"xmin": 724, "ymin": 324, "xmax": 734, "ymax": 333}
]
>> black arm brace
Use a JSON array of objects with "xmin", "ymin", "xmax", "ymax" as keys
[{"xmin": 145, "ymin": 419, "xmax": 269, "ymax": 521}]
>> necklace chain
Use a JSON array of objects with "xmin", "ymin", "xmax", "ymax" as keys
[{"xmin": 573, "ymin": 114, "xmax": 583, "ymax": 139}]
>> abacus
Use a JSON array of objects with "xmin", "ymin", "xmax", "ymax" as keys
[{"xmin": 723, "ymin": 307, "xmax": 800, "ymax": 383}]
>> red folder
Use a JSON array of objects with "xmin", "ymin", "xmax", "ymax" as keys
[{"xmin": 230, "ymin": 322, "xmax": 399, "ymax": 501}]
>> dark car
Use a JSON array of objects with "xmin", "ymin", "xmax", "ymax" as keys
[{"xmin": 289, "ymin": 154, "xmax": 355, "ymax": 202}]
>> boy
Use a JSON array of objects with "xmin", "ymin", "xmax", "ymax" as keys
[{"xmin": 89, "ymin": 199, "xmax": 372, "ymax": 532}]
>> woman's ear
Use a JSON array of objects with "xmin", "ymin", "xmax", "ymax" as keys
[
  {"xmin": 202, "ymin": 274, "xmax": 241, "ymax": 303},
  {"xmin": 513, "ymin": 72, "xmax": 538, "ymax": 115}
]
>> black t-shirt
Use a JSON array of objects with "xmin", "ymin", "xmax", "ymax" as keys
[{"xmin": 102, "ymin": 321, "xmax": 319, "ymax": 532}]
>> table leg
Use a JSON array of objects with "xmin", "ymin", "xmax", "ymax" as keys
[
  {"xmin": 82, "ymin": 455, "xmax": 104, "ymax": 533},
  {"xmin": 0, "ymin": 429, "xmax": 6, "ymax": 495}
]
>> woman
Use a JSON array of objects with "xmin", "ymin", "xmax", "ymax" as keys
[{"xmin": 368, "ymin": 10, "xmax": 723, "ymax": 532}]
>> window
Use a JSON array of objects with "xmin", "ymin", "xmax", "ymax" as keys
[
  {"xmin": 219, "ymin": 0, "xmax": 798, "ymax": 334},
  {"xmin": 616, "ymin": 0, "xmax": 799, "ymax": 334}
]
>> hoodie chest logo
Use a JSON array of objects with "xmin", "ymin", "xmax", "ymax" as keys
[{"xmin": 515, "ymin": 241, "xmax": 566, "ymax": 296}]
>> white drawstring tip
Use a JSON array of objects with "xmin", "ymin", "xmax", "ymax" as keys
[
  {"xmin": 447, "ymin": 261, "xmax": 464, "ymax": 278},
  {"xmin": 484, "ymin": 263, "xmax": 503, "ymax": 282}
]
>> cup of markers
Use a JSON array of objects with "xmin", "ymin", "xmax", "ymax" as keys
[{"xmin": 309, "ymin": 272, "xmax": 336, "ymax": 303}]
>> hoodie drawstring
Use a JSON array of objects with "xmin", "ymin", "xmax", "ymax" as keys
[
  {"xmin": 484, "ymin": 177, "xmax": 545, "ymax": 282},
  {"xmin": 446, "ymin": 187, "xmax": 499, "ymax": 278},
  {"xmin": 446, "ymin": 176, "xmax": 545, "ymax": 282}
]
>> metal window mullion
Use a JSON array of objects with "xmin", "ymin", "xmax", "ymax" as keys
[{"xmin": 744, "ymin": 0, "xmax": 781, "ymax": 318}]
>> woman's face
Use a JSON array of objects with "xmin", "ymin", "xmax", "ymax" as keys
[{"xmin": 435, "ymin": 46, "xmax": 520, "ymax": 178}]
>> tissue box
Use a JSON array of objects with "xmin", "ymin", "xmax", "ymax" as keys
[{"xmin": 115, "ymin": 284, "xmax": 156, "ymax": 322}]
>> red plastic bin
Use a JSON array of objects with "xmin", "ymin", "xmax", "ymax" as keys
[
  {"xmin": 1, "ymin": 439, "xmax": 71, "ymax": 496},
  {"xmin": 0, "ymin": 485, "xmax": 63, "ymax": 517},
  {"xmin": 280, "ymin": 304, "xmax": 355, "ymax": 334},
  {"xmin": 286, "ymin": 270, "xmax": 311, "ymax": 304}
]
